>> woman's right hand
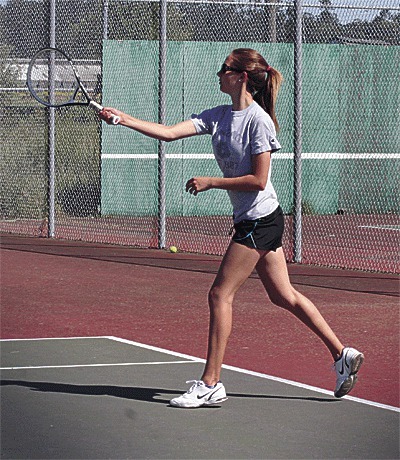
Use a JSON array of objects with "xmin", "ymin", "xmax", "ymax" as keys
[{"xmin": 99, "ymin": 107, "xmax": 125, "ymax": 125}]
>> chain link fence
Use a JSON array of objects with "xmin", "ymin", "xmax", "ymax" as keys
[{"xmin": 1, "ymin": 0, "xmax": 399, "ymax": 273}]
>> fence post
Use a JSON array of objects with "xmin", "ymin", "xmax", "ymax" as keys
[
  {"xmin": 158, "ymin": 0, "xmax": 167, "ymax": 249},
  {"xmin": 293, "ymin": 0, "xmax": 303, "ymax": 263},
  {"xmin": 48, "ymin": 0, "xmax": 56, "ymax": 238},
  {"xmin": 103, "ymin": 0, "xmax": 109, "ymax": 40},
  {"xmin": 267, "ymin": 0, "xmax": 277, "ymax": 43}
]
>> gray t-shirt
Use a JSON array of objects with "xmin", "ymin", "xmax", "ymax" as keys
[{"xmin": 190, "ymin": 102, "xmax": 281, "ymax": 223}]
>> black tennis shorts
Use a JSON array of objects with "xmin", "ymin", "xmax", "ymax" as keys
[{"xmin": 232, "ymin": 205, "xmax": 284, "ymax": 251}]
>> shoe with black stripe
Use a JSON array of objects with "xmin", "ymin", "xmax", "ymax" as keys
[
  {"xmin": 170, "ymin": 380, "xmax": 228, "ymax": 408},
  {"xmin": 334, "ymin": 347, "xmax": 364, "ymax": 398}
]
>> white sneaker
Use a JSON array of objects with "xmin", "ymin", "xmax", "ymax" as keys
[
  {"xmin": 170, "ymin": 380, "xmax": 228, "ymax": 408},
  {"xmin": 334, "ymin": 347, "xmax": 364, "ymax": 398}
]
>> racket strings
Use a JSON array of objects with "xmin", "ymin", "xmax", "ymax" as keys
[{"xmin": 28, "ymin": 49, "xmax": 86, "ymax": 106}]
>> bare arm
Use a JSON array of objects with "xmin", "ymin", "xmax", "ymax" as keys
[
  {"xmin": 100, "ymin": 107, "xmax": 197, "ymax": 142},
  {"xmin": 186, "ymin": 152, "xmax": 271, "ymax": 195}
]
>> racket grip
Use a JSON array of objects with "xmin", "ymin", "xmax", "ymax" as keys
[
  {"xmin": 109, "ymin": 114, "xmax": 120, "ymax": 125},
  {"xmin": 89, "ymin": 100, "xmax": 120, "ymax": 125}
]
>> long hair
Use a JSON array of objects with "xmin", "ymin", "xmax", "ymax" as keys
[{"xmin": 229, "ymin": 48, "xmax": 283, "ymax": 131}]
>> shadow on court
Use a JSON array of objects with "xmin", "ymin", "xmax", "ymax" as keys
[
  {"xmin": 1, "ymin": 337, "xmax": 399, "ymax": 459},
  {"xmin": 0, "ymin": 380, "xmax": 340, "ymax": 405}
]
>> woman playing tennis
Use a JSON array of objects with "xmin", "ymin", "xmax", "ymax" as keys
[{"xmin": 100, "ymin": 48, "xmax": 364, "ymax": 408}]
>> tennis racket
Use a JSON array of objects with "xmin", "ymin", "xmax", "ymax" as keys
[{"xmin": 27, "ymin": 47, "xmax": 119, "ymax": 124}]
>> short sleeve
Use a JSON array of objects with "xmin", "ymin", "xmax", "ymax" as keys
[
  {"xmin": 250, "ymin": 115, "xmax": 281, "ymax": 155},
  {"xmin": 190, "ymin": 109, "xmax": 213, "ymax": 135}
]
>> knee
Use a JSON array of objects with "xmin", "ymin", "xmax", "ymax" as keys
[
  {"xmin": 269, "ymin": 287, "xmax": 300, "ymax": 312},
  {"xmin": 208, "ymin": 285, "xmax": 233, "ymax": 308}
]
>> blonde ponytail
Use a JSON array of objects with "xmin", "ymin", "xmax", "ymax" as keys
[
  {"xmin": 230, "ymin": 48, "xmax": 283, "ymax": 131},
  {"xmin": 255, "ymin": 66, "xmax": 283, "ymax": 131}
]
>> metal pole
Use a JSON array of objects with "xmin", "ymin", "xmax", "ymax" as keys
[
  {"xmin": 48, "ymin": 0, "xmax": 56, "ymax": 238},
  {"xmin": 103, "ymin": 0, "xmax": 109, "ymax": 40},
  {"xmin": 293, "ymin": 0, "xmax": 303, "ymax": 262},
  {"xmin": 99, "ymin": 0, "xmax": 109, "ymax": 218},
  {"xmin": 268, "ymin": 0, "xmax": 277, "ymax": 43},
  {"xmin": 158, "ymin": 0, "xmax": 167, "ymax": 248}
]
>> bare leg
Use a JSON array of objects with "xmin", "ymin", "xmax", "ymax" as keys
[
  {"xmin": 201, "ymin": 242, "xmax": 261, "ymax": 385},
  {"xmin": 256, "ymin": 247, "xmax": 344, "ymax": 359}
]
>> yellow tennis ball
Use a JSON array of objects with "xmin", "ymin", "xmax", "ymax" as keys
[{"xmin": 169, "ymin": 245, "xmax": 178, "ymax": 253}]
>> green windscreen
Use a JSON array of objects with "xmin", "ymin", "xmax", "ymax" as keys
[{"xmin": 101, "ymin": 40, "xmax": 399, "ymax": 217}]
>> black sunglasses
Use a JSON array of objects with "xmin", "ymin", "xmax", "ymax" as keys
[{"xmin": 220, "ymin": 63, "xmax": 242, "ymax": 73}]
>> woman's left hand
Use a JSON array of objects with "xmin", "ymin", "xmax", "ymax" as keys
[{"xmin": 185, "ymin": 177, "xmax": 213, "ymax": 195}]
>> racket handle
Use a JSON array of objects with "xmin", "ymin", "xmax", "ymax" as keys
[
  {"xmin": 108, "ymin": 114, "xmax": 120, "ymax": 125},
  {"xmin": 89, "ymin": 100, "xmax": 120, "ymax": 125}
]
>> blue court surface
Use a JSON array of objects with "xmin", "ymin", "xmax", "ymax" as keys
[{"xmin": 1, "ymin": 337, "xmax": 399, "ymax": 459}]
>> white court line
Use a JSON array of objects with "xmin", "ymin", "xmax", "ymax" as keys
[
  {"xmin": 1, "ymin": 336, "xmax": 399, "ymax": 413},
  {"xmin": 0, "ymin": 361, "xmax": 194, "ymax": 371},
  {"xmin": 359, "ymin": 225, "xmax": 400, "ymax": 231},
  {"xmin": 107, "ymin": 336, "xmax": 400, "ymax": 413},
  {"xmin": 0, "ymin": 336, "xmax": 107, "ymax": 342}
]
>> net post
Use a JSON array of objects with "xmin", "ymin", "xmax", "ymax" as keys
[
  {"xmin": 158, "ymin": 0, "xmax": 167, "ymax": 249},
  {"xmin": 293, "ymin": 0, "xmax": 303, "ymax": 263},
  {"xmin": 47, "ymin": 0, "xmax": 56, "ymax": 238}
]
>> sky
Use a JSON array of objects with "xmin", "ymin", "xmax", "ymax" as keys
[{"xmin": 303, "ymin": 0, "xmax": 399, "ymax": 23}]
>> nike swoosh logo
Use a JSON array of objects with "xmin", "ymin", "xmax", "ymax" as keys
[
  {"xmin": 197, "ymin": 388, "xmax": 221, "ymax": 400},
  {"xmin": 339, "ymin": 351, "xmax": 351, "ymax": 375}
]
